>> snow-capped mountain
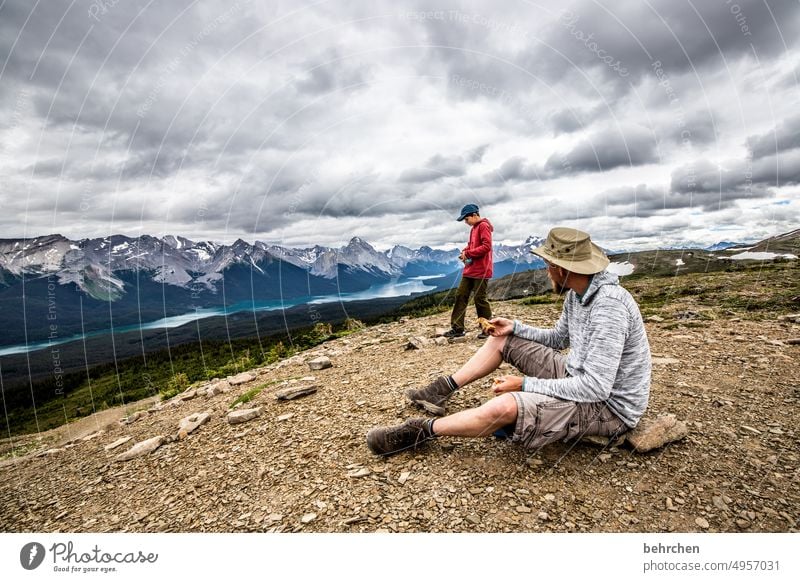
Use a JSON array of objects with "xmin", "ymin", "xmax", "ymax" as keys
[
  {"xmin": 0, "ymin": 233, "xmax": 242, "ymax": 300},
  {"xmin": 704, "ymin": 240, "xmax": 745, "ymax": 252},
  {"xmin": 260, "ymin": 238, "xmax": 461, "ymax": 279},
  {"xmin": 339, "ymin": 236, "xmax": 397, "ymax": 275},
  {"xmin": 0, "ymin": 231, "xmax": 548, "ymax": 346},
  {"xmin": 385, "ymin": 244, "xmax": 461, "ymax": 271},
  {"xmin": 0, "ymin": 232, "xmax": 548, "ymax": 305},
  {"xmin": 494, "ymin": 235, "xmax": 546, "ymax": 263}
]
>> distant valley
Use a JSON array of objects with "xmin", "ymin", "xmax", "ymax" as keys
[{"xmin": 0, "ymin": 232, "xmax": 551, "ymax": 348}]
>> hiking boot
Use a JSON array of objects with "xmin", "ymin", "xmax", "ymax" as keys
[
  {"xmin": 443, "ymin": 328, "xmax": 465, "ymax": 338},
  {"xmin": 405, "ymin": 376, "xmax": 455, "ymax": 416},
  {"xmin": 366, "ymin": 418, "xmax": 433, "ymax": 456}
]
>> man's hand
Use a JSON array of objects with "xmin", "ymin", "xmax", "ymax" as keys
[
  {"xmin": 492, "ymin": 375, "xmax": 523, "ymax": 394},
  {"xmin": 458, "ymin": 252, "xmax": 467, "ymax": 262},
  {"xmin": 488, "ymin": 317, "xmax": 513, "ymax": 336}
]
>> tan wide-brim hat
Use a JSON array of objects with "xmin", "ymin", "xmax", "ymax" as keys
[{"xmin": 531, "ymin": 227, "xmax": 610, "ymax": 275}]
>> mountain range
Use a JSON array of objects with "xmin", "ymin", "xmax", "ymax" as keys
[
  {"xmin": 0, "ymin": 229, "xmax": 766, "ymax": 347},
  {"xmin": 0, "ymin": 233, "xmax": 548, "ymax": 345}
]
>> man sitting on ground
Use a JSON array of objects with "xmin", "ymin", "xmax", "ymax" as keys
[{"xmin": 366, "ymin": 227, "xmax": 651, "ymax": 456}]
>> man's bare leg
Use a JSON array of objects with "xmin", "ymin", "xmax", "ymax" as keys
[
  {"xmin": 431, "ymin": 393, "xmax": 517, "ymax": 437},
  {"xmin": 367, "ymin": 393, "xmax": 518, "ymax": 456},
  {"xmin": 451, "ymin": 334, "xmax": 506, "ymax": 388}
]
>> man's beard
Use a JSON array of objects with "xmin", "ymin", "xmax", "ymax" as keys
[{"xmin": 548, "ymin": 271, "xmax": 568, "ymax": 295}]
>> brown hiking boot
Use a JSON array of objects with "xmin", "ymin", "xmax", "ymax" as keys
[
  {"xmin": 405, "ymin": 376, "xmax": 455, "ymax": 416},
  {"xmin": 366, "ymin": 418, "xmax": 433, "ymax": 456}
]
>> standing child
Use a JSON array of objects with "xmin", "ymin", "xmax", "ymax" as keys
[{"xmin": 445, "ymin": 204, "xmax": 493, "ymax": 338}]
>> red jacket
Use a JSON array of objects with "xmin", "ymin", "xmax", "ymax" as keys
[{"xmin": 462, "ymin": 218, "xmax": 493, "ymax": 279}]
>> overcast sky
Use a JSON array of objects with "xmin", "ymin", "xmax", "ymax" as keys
[{"xmin": 1, "ymin": 0, "xmax": 798, "ymax": 250}]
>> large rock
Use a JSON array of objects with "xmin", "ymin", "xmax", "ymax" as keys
[
  {"xmin": 205, "ymin": 381, "xmax": 230, "ymax": 397},
  {"xmin": 114, "ymin": 436, "xmax": 165, "ymax": 462},
  {"xmin": 80, "ymin": 431, "xmax": 105, "ymax": 442},
  {"xmin": 177, "ymin": 411, "xmax": 211, "ymax": 439},
  {"xmin": 275, "ymin": 385, "xmax": 318, "ymax": 401},
  {"xmin": 307, "ymin": 356, "xmax": 332, "ymax": 370},
  {"xmin": 179, "ymin": 389, "xmax": 197, "ymax": 401},
  {"xmin": 228, "ymin": 372, "xmax": 256, "ymax": 386},
  {"xmin": 104, "ymin": 436, "xmax": 132, "ymax": 451},
  {"xmin": 227, "ymin": 407, "xmax": 262, "ymax": 425},
  {"xmin": 627, "ymin": 414, "xmax": 688, "ymax": 453}
]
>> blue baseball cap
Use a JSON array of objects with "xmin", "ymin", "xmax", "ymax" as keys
[{"xmin": 456, "ymin": 203, "xmax": 479, "ymax": 221}]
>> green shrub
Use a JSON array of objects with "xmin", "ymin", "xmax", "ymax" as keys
[
  {"xmin": 267, "ymin": 340, "xmax": 289, "ymax": 361},
  {"xmin": 521, "ymin": 294, "xmax": 555, "ymax": 305},
  {"xmin": 343, "ymin": 318, "xmax": 365, "ymax": 331},
  {"xmin": 230, "ymin": 385, "xmax": 264, "ymax": 408},
  {"xmin": 160, "ymin": 372, "xmax": 189, "ymax": 400},
  {"xmin": 306, "ymin": 322, "xmax": 333, "ymax": 343}
]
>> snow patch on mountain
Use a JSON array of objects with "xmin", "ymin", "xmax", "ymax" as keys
[
  {"xmin": 607, "ymin": 261, "xmax": 635, "ymax": 276},
  {"xmin": 728, "ymin": 251, "xmax": 797, "ymax": 261}
]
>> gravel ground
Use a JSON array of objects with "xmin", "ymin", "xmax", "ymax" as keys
[{"xmin": 1, "ymin": 300, "xmax": 798, "ymax": 533}]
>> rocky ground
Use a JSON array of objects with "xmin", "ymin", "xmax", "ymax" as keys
[{"xmin": 1, "ymin": 282, "xmax": 798, "ymax": 533}]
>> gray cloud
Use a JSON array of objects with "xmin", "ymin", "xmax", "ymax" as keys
[
  {"xmin": 597, "ymin": 182, "xmax": 772, "ymax": 215},
  {"xmin": 398, "ymin": 144, "xmax": 488, "ymax": 183},
  {"xmin": 529, "ymin": 0, "xmax": 800, "ymax": 89},
  {"xmin": 746, "ymin": 114, "xmax": 800, "ymax": 159},
  {"xmin": 493, "ymin": 157, "xmax": 541, "ymax": 183},
  {"xmin": 672, "ymin": 151, "xmax": 800, "ymax": 195},
  {"xmin": 549, "ymin": 106, "xmax": 606, "ymax": 135},
  {"xmin": 0, "ymin": 0, "xmax": 797, "ymax": 248},
  {"xmin": 671, "ymin": 159, "xmax": 741, "ymax": 193},
  {"xmin": 293, "ymin": 48, "xmax": 373, "ymax": 95},
  {"xmin": 670, "ymin": 109, "xmax": 718, "ymax": 145},
  {"xmin": 545, "ymin": 125, "xmax": 658, "ymax": 175},
  {"xmin": 480, "ymin": 125, "xmax": 659, "ymax": 185}
]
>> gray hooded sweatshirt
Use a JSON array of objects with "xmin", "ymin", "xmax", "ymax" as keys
[{"xmin": 512, "ymin": 270, "xmax": 651, "ymax": 428}]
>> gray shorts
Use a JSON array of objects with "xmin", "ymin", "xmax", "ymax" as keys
[{"xmin": 500, "ymin": 335, "xmax": 626, "ymax": 450}]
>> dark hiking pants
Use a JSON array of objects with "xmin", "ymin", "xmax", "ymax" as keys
[{"xmin": 450, "ymin": 276, "xmax": 491, "ymax": 332}]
